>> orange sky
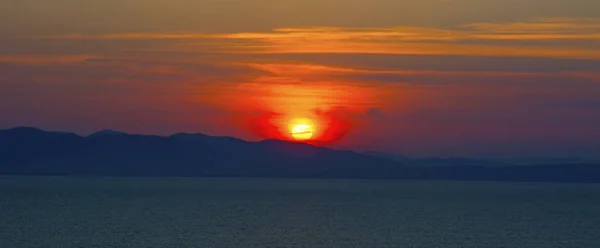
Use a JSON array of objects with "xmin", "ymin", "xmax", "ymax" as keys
[{"xmin": 1, "ymin": 2, "xmax": 600, "ymax": 158}]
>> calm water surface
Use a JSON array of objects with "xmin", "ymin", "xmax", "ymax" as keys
[{"xmin": 1, "ymin": 176, "xmax": 599, "ymax": 248}]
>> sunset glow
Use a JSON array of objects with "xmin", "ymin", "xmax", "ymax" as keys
[{"xmin": 1, "ymin": 0, "xmax": 600, "ymax": 158}]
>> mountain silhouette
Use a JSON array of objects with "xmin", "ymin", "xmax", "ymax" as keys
[
  {"xmin": 1, "ymin": 127, "xmax": 599, "ymax": 183},
  {"xmin": 363, "ymin": 151, "xmax": 511, "ymax": 167},
  {"xmin": 87, "ymin": 129, "xmax": 129, "ymax": 138}
]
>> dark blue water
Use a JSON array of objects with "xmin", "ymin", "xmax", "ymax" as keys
[{"xmin": 1, "ymin": 176, "xmax": 599, "ymax": 247}]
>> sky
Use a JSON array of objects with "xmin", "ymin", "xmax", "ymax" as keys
[{"xmin": 1, "ymin": 0, "xmax": 600, "ymax": 159}]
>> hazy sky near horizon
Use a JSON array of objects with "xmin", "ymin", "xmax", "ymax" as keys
[{"xmin": 1, "ymin": 0, "xmax": 600, "ymax": 158}]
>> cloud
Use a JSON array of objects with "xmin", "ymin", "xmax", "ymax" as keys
[
  {"xmin": 0, "ymin": 55, "xmax": 95, "ymax": 64},
  {"xmin": 238, "ymin": 62, "xmax": 600, "ymax": 86},
  {"xmin": 463, "ymin": 17, "xmax": 600, "ymax": 34},
  {"xmin": 30, "ymin": 18, "xmax": 600, "ymax": 59},
  {"xmin": 38, "ymin": 18, "xmax": 600, "ymax": 41},
  {"xmin": 37, "ymin": 33, "xmax": 216, "ymax": 40},
  {"xmin": 244, "ymin": 62, "xmax": 546, "ymax": 77}
]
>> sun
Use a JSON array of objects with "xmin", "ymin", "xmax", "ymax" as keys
[{"xmin": 291, "ymin": 124, "xmax": 313, "ymax": 140}]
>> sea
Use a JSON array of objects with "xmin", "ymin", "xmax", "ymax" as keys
[{"xmin": 1, "ymin": 176, "xmax": 599, "ymax": 248}]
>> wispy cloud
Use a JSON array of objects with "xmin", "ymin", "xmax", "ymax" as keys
[
  {"xmin": 463, "ymin": 18, "xmax": 600, "ymax": 34},
  {"xmin": 236, "ymin": 62, "xmax": 599, "ymax": 87},
  {"xmin": 243, "ymin": 63, "xmax": 547, "ymax": 78},
  {"xmin": 0, "ymin": 55, "xmax": 96, "ymax": 64},
  {"xmin": 39, "ymin": 18, "xmax": 600, "ymax": 41},
  {"xmin": 33, "ymin": 18, "xmax": 600, "ymax": 59}
]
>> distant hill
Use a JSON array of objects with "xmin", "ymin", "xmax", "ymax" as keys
[
  {"xmin": 495, "ymin": 157, "xmax": 598, "ymax": 166},
  {"xmin": 1, "ymin": 127, "xmax": 599, "ymax": 183},
  {"xmin": 363, "ymin": 151, "xmax": 512, "ymax": 167},
  {"xmin": 363, "ymin": 151, "xmax": 411, "ymax": 162},
  {"xmin": 87, "ymin": 129, "xmax": 129, "ymax": 139}
]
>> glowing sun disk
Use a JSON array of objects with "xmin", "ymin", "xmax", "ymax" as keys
[{"xmin": 291, "ymin": 124, "xmax": 313, "ymax": 140}]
